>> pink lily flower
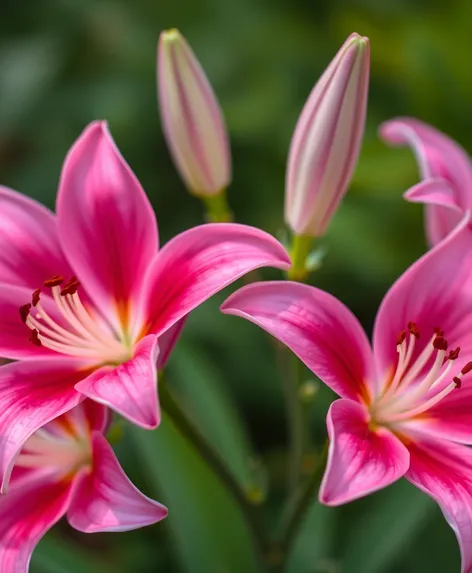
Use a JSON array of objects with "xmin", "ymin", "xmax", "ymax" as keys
[
  {"xmin": 222, "ymin": 218, "xmax": 472, "ymax": 573},
  {"xmin": 0, "ymin": 121, "xmax": 291, "ymax": 491},
  {"xmin": 380, "ymin": 117, "xmax": 472, "ymax": 246},
  {"xmin": 0, "ymin": 400, "xmax": 167, "ymax": 573}
]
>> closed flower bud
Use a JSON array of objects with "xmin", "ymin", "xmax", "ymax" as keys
[
  {"xmin": 158, "ymin": 29, "xmax": 231, "ymax": 197},
  {"xmin": 285, "ymin": 33, "xmax": 370, "ymax": 237}
]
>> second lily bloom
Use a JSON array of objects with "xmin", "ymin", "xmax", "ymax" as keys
[{"xmin": 285, "ymin": 33, "xmax": 370, "ymax": 239}]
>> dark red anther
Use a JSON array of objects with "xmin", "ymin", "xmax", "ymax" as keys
[
  {"xmin": 433, "ymin": 336, "xmax": 448, "ymax": 351},
  {"xmin": 396, "ymin": 330, "xmax": 407, "ymax": 346},
  {"xmin": 60, "ymin": 276, "xmax": 81, "ymax": 297},
  {"xmin": 408, "ymin": 322, "xmax": 420, "ymax": 338},
  {"xmin": 32, "ymin": 289, "xmax": 41, "ymax": 307},
  {"xmin": 448, "ymin": 347, "xmax": 461, "ymax": 361},
  {"xmin": 453, "ymin": 376, "xmax": 462, "ymax": 389},
  {"xmin": 461, "ymin": 362, "xmax": 472, "ymax": 375},
  {"xmin": 44, "ymin": 275, "xmax": 64, "ymax": 287},
  {"xmin": 434, "ymin": 327, "xmax": 444, "ymax": 337},
  {"xmin": 29, "ymin": 329, "xmax": 42, "ymax": 347},
  {"xmin": 19, "ymin": 303, "xmax": 31, "ymax": 324}
]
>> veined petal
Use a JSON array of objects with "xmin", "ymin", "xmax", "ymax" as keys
[
  {"xmin": 406, "ymin": 434, "xmax": 472, "ymax": 573},
  {"xmin": 0, "ymin": 358, "xmax": 86, "ymax": 492},
  {"xmin": 141, "ymin": 223, "xmax": 291, "ymax": 337},
  {"xmin": 156, "ymin": 316, "xmax": 187, "ymax": 369},
  {"xmin": 373, "ymin": 215, "xmax": 472, "ymax": 387},
  {"xmin": 319, "ymin": 399, "xmax": 410, "ymax": 506},
  {"xmin": 221, "ymin": 281, "xmax": 375, "ymax": 402},
  {"xmin": 0, "ymin": 186, "xmax": 72, "ymax": 289},
  {"xmin": 56, "ymin": 121, "xmax": 159, "ymax": 330},
  {"xmin": 67, "ymin": 432, "xmax": 167, "ymax": 532},
  {"xmin": 0, "ymin": 470, "xmax": 74, "ymax": 573},
  {"xmin": 404, "ymin": 179, "xmax": 464, "ymax": 248},
  {"xmin": 380, "ymin": 118, "xmax": 472, "ymax": 246},
  {"xmin": 75, "ymin": 335, "xmax": 160, "ymax": 429}
]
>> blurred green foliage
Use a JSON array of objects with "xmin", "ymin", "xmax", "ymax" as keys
[{"xmin": 2, "ymin": 0, "xmax": 471, "ymax": 571}]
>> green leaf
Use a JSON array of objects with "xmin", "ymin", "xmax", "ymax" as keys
[
  {"xmin": 167, "ymin": 342, "xmax": 267, "ymax": 503},
  {"xmin": 130, "ymin": 413, "xmax": 260, "ymax": 573},
  {"xmin": 341, "ymin": 480, "xmax": 435, "ymax": 573}
]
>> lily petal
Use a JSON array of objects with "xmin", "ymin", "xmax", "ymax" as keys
[
  {"xmin": 319, "ymin": 399, "xmax": 410, "ymax": 506},
  {"xmin": 0, "ymin": 186, "xmax": 72, "ymax": 289},
  {"xmin": 141, "ymin": 223, "xmax": 291, "ymax": 337},
  {"xmin": 373, "ymin": 215, "xmax": 472, "ymax": 386},
  {"xmin": 156, "ymin": 317, "xmax": 187, "ymax": 369},
  {"xmin": 0, "ymin": 358, "xmax": 86, "ymax": 492},
  {"xmin": 67, "ymin": 432, "xmax": 167, "ymax": 532},
  {"xmin": 221, "ymin": 281, "xmax": 375, "ymax": 402},
  {"xmin": 380, "ymin": 118, "xmax": 472, "ymax": 245},
  {"xmin": 404, "ymin": 179, "xmax": 464, "ymax": 247},
  {"xmin": 0, "ymin": 470, "xmax": 74, "ymax": 573},
  {"xmin": 56, "ymin": 121, "xmax": 159, "ymax": 329},
  {"xmin": 75, "ymin": 335, "xmax": 160, "ymax": 429},
  {"xmin": 406, "ymin": 434, "xmax": 472, "ymax": 573}
]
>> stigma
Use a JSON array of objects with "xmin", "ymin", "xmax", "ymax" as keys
[
  {"xmin": 20, "ymin": 275, "xmax": 132, "ymax": 365},
  {"xmin": 372, "ymin": 322, "xmax": 470, "ymax": 425}
]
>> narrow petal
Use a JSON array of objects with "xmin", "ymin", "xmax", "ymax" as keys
[
  {"xmin": 68, "ymin": 432, "xmax": 167, "ymax": 532},
  {"xmin": 56, "ymin": 121, "xmax": 159, "ymax": 329},
  {"xmin": 406, "ymin": 435, "xmax": 472, "ymax": 573},
  {"xmin": 0, "ymin": 186, "xmax": 72, "ymax": 289},
  {"xmin": 221, "ymin": 281, "xmax": 375, "ymax": 402},
  {"xmin": 373, "ymin": 215, "xmax": 472, "ymax": 385},
  {"xmin": 0, "ymin": 470, "xmax": 73, "ymax": 573},
  {"xmin": 0, "ymin": 358, "xmax": 86, "ymax": 492},
  {"xmin": 141, "ymin": 223, "xmax": 291, "ymax": 337},
  {"xmin": 75, "ymin": 335, "xmax": 160, "ymax": 429},
  {"xmin": 156, "ymin": 316, "xmax": 186, "ymax": 369},
  {"xmin": 0, "ymin": 284, "xmax": 69, "ymax": 360},
  {"xmin": 380, "ymin": 118, "xmax": 472, "ymax": 245},
  {"xmin": 404, "ymin": 179, "xmax": 464, "ymax": 247},
  {"xmin": 319, "ymin": 399, "xmax": 410, "ymax": 506}
]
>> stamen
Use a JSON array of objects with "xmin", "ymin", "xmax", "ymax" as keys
[
  {"xmin": 461, "ymin": 362, "xmax": 472, "ymax": 375},
  {"xmin": 433, "ymin": 335, "xmax": 448, "ymax": 351},
  {"xmin": 44, "ymin": 276, "xmax": 64, "ymax": 287},
  {"xmin": 19, "ymin": 303, "xmax": 31, "ymax": 324},
  {"xmin": 408, "ymin": 322, "xmax": 420, "ymax": 338},
  {"xmin": 396, "ymin": 330, "xmax": 407, "ymax": 346},
  {"xmin": 448, "ymin": 348, "xmax": 461, "ymax": 361},
  {"xmin": 32, "ymin": 289, "xmax": 41, "ymax": 307},
  {"xmin": 30, "ymin": 329, "xmax": 42, "ymax": 346},
  {"xmin": 453, "ymin": 376, "xmax": 462, "ymax": 389}
]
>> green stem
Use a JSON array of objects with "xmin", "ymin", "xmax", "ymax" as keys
[
  {"xmin": 276, "ymin": 441, "xmax": 329, "ymax": 566},
  {"xmin": 287, "ymin": 234, "xmax": 313, "ymax": 282},
  {"xmin": 158, "ymin": 383, "xmax": 271, "ymax": 559},
  {"xmin": 277, "ymin": 348, "xmax": 305, "ymax": 494},
  {"xmin": 201, "ymin": 189, "xmax": 233, "ymax": 222}
]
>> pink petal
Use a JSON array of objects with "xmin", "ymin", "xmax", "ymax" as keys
[
  {"xmin": 404, "ymin": 179, "xmax": 464, "ymax": 247},
  {"xmin": 67, "ymin": 432, "xmax": 167, "ymax": 532},
  {"xmin": 0, "ymin": 284, "xmax": 71, "ymax": 360},
  {"xmin": 380, "ymin": 118, "xmax": 472, "ymax": 245},
  {"xmin": 221, "ymin": 281, "xmax": 375, "ymax": 402},
  {"xmin": 0, "ymin": 186, "xmax": 72, "ymax": 289},
  {"xmin": 373, "ymin": 215, "xmax": 472, "ymax": 386},
  {"xmin": 56, "ymin": 121, "xmax": 159, "ymax": 330},
  {"xmin": 319, "ymin": 399, "xmax": 410, "ymax": 506},
  {"xmin": 0, "ymin": 470, "xmax": 74, "ymax": 573},
  {"xmin": 75, "ymin": 335, "xmax": 160, "ymax": 429},
  {"xmin": 0, "ymin": 358, "xmax": 86, "ymax": 492},
  {"xmin": 156, "ymin": 316, "xmax": 186, "ymax": 369},
  {"xmin": 406, "ymin": 434, "xmax": 472, "ymax": 573},
  {"xmin": 141, "ymin": 223, "xmax": 291, "ymax": 337}
]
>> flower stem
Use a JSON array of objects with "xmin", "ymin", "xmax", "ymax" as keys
[
  {"xmin": 158, "ymin": 382, "xmax": 271, "ymax": 559},
  {"xmin": 287, "ymin": 234, "xmax": 312, "ymax": 282},
  {"xmin": 201, "ymin": 189, "xmax": 233, "ymax": 222},
  {"xmin": 276, "ymin": 441, "xmax": 329, "ymax": 566}
]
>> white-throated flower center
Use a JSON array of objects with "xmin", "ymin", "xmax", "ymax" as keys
[
  {"xmin": 20, "ymin": 275, "xmax": 132, "ymax": 364},
  {"xmin": 15, "ymin": 411, "xmax": 92, "ymax": 477},
  {"xmin": 370, "ymin": 322, "xmax": 470, "ymax": 426}
]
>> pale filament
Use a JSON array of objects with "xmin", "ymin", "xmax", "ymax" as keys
[
  {"xmin": 23, "ymin": 281, "xmax": 131, "ymax": 364},
  {"xmin": 372, "ymin": 325, "xmax": 464, "ymax": 426}
]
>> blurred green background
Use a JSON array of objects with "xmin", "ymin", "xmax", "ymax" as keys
[{"xmin": 2, "ymin": 0, "xmax": 472, "ymax": 571}]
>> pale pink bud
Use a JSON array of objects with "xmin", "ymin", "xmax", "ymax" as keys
[
  {"xmin": 157, "ymin": 29, "xmax": 231, "ymax": 196},
  {"xmin": 285, "ymin": 33, "xmax": 370, "ymax": 237}
]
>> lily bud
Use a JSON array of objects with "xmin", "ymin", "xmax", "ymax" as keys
[
  {"xmin": 285, "ymin": 33, "xmax": 370, "ymax": 237},
  {"xmin": 157, "ymin": 29, "xmax": 231, "ymax": 197}
]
